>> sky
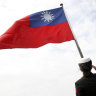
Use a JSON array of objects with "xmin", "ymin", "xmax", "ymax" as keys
[{"xmin": 0, "ymin": 0, "xmax": 96, "ymax": 96}]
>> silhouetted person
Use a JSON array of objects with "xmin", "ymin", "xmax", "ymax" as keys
[{"xmin": 75, "ymin": 58, "xmax": 96, "ymax": 96}]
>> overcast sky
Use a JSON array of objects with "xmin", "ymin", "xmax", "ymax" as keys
[{"xmin": 0, "ymin": 0, "xmax": 96, "ymax": 96}]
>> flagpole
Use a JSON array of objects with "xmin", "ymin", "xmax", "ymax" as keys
[{"xmin": 60, "ymin": 3, "xmax": 84, "ymax": 58}]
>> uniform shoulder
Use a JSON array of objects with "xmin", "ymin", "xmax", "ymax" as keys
[
  {"xmin": 75, "ymin": 73, "xmax": 96, "ymax": 86},
  {"xmin": 75, "ymin": 77, "xmax": 84, "ymax": 85}
]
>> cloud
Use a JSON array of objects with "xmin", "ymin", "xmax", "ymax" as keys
[{"xmin": 0, "ymin": 0, "xmax": 96, "ymax": 96}]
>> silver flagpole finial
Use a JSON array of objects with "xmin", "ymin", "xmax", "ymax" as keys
[{"xmin": 60, "ymin": 3, "xmax": 63, "ymax": 7}]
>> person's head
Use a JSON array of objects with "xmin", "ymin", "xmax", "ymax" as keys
[{"xmin": 78, "ymin": 58, "xmax": 92, "ymax": 73}]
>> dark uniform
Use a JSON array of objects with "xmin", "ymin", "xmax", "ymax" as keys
[{"xmin": 75, "ymin": 72, "xmax": 96, "ymax": 96}]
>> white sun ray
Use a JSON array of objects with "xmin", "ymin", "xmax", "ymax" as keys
[{"xmin": 40, "ymin": 11, "xmax": 54, "ymax": 22}]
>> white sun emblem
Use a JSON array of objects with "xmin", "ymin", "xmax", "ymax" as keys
[{"xmin": 41, "ymin": 11, "xmax": 54, "ymax": 22}]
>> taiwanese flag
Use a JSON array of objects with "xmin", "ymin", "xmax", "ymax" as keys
[{"xmin": 0, "ymin": 7, "xmax": 74, "ymax": 49}]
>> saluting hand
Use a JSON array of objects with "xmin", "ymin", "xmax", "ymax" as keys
[{"xmin": 92, "ymin": 65, "xmax": 96, "ymax": 70}]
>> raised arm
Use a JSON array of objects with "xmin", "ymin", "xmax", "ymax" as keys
[{"xmin": 92, "ymin": 65, "xmax": 96, "ymax": 70}]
